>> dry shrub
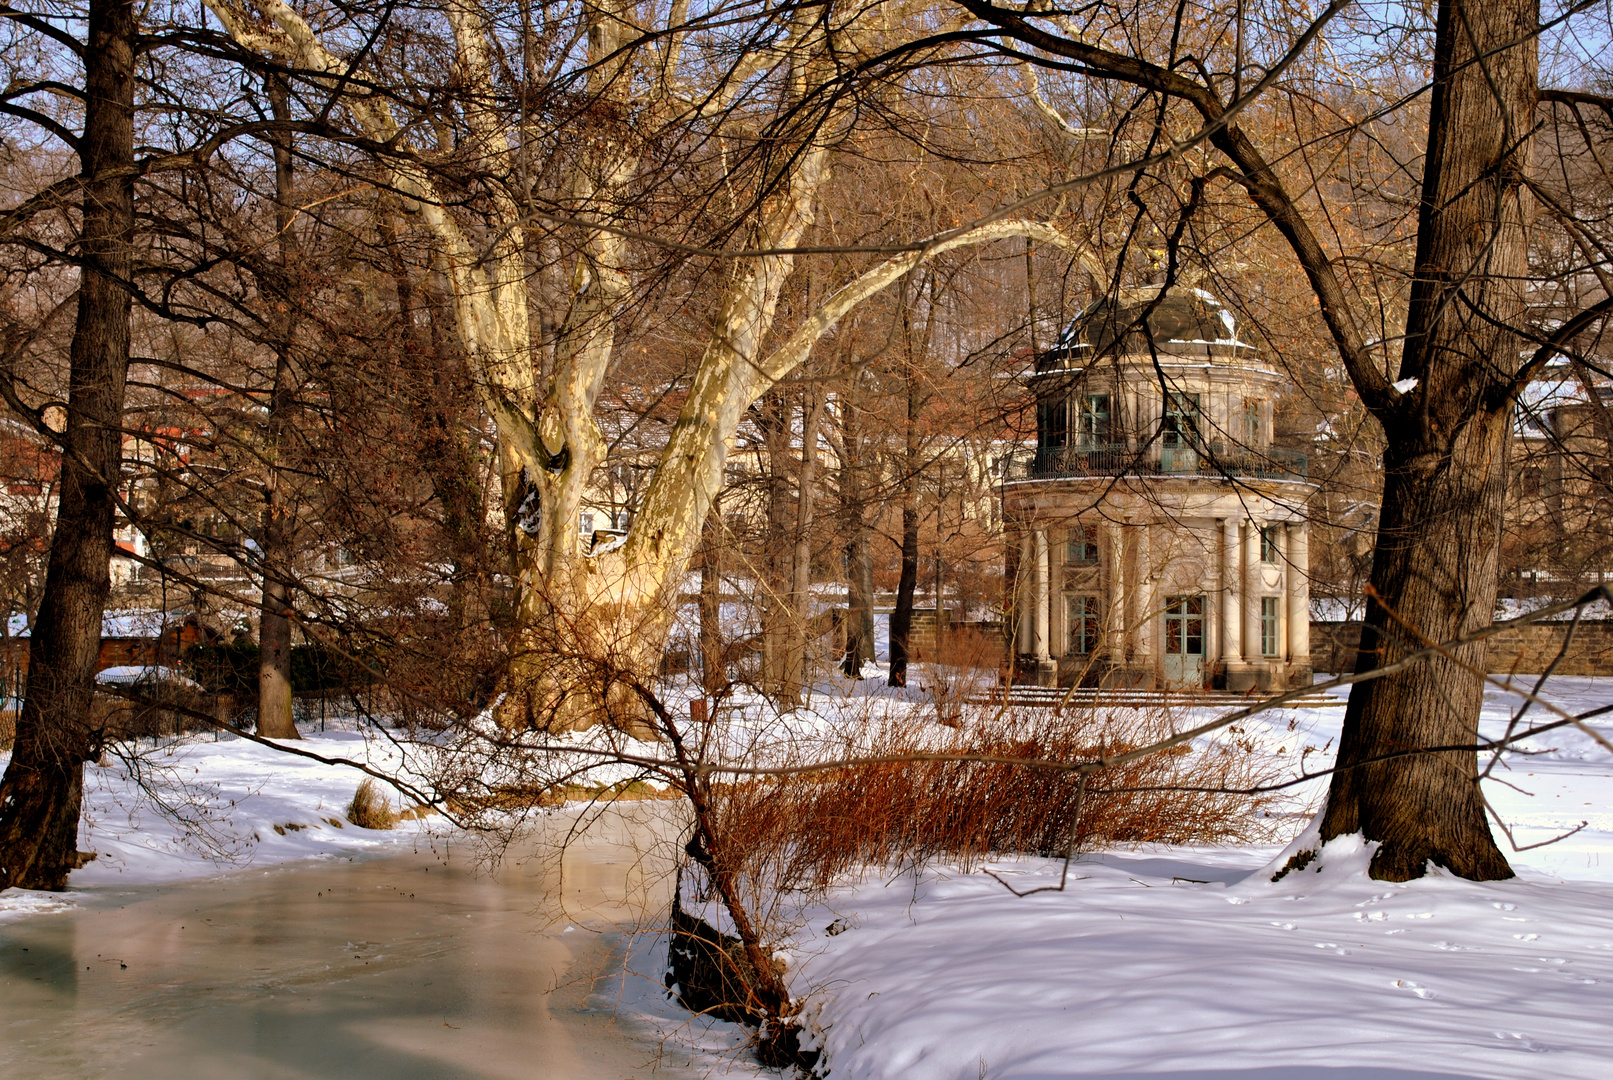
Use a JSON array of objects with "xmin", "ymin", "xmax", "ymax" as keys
[
  {"xmin": 347, "ymin": 778, "xmax": 397, "ymax": 829},
  {"xmin": 918, "ymin": 628, "xmax": 1001, "ymax": 726},
  {"xmin": 701, "ymin": 704, "xmax": 1286, "ymax": 897}
]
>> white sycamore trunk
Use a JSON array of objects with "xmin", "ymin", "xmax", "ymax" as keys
[{"xmin": 205, "ymin": 0, "xmax": 1100, "ymax": 725}]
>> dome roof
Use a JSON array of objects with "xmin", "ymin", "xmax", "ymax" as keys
[{"xmin": 1047, "ymin": 286, "xmax": 1262, "ymax": 368}]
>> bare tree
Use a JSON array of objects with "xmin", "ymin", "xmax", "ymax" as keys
[
  {"xmin": 911, "ymin": 0, "xmax": 1613, "ymax": 881},
  {"xmin": 198, "ymin": 0, "xmax": 1098, "ymax": 727},
  {"xmin": 0, "ymin": 0, "xmax": 137, "ymax": 890}
]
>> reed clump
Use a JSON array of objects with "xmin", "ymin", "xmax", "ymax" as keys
[{"xmin": 699, "ymin": 704, "xmax": 1286, "ymax": 897}]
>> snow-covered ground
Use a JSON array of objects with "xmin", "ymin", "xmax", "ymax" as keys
[
  {"xmin": 774, "ymin": 677, "xmax": 1613, "ymax": 1080},
  {"xmin": 0, "ymin": 726, "xmax": 437, "ymax": 915},
  {"xmin": 3, "ymin": 671, "xmax": 1609, "ymax": 1079}
]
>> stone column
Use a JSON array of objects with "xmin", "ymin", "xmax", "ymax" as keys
[
  {"xmin": 1017, "ymin": 532, "xmax": 1033, "ymax": 656},
  {"xmin": 1204, "ymin": 522, "xmax": 1219, "ymax": 663},
  {"xmin": 1133, "ymin": 524, "xmax": 1154, "ymax": 671},
  {"xmin": 1242, "ymin": 518, "xmax": 1260, "ymax": 660},
  {"xmin": 1287, "ymin": 521, "xmax": 1311, "ymax": 669},
  {"xmin": 1105, "ymin": 521, "xmax": 1126, "ymax": 672},
  {"xmin": 1220, "ymin": 517, "xmax": 1241, "ymax": 664},
  {"xmin": 1033, "ymin": 529, "xmax": 1050, "ymax": 662},
  {"xmin": 1034, "ymin": 528, "xmax": 1056, "ymax": 685}
]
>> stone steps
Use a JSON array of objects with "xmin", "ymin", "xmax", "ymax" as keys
[{"xmin": 965, "ymin": 686, "xmax": 1345, "ymax": 710}]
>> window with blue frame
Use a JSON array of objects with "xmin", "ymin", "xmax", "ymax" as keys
[
  {"xmin": 1260, "ymin": 526, "xmax": 1279, "ymax": 563},
  {"xmin": 1068, "ymin": 594, "xmax": 1102, "ymax": 654},
  {"xmin": 1162, "ymin": 392, "xmax": 1200, "ymax": 448},
  {"xmin": 1037, "ymin": 397, "xmax": 1067, "ymax": 449},
  {"xmin": 1066, "ymin": 523, "xmax": 1099, "ymax": 564},
  {"xmin": 1074, "ymin": 394, "xmax": 1111, "ymax": 447}
]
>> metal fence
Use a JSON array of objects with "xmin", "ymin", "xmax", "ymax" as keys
[{"xmin": 1008, "ymin": 443, "xmax": 1308, "ymax": 482}]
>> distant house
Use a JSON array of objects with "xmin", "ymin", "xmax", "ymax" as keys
[{"xmin": 1, "ymin": 609, "xmax": 212, "ymax": 697}]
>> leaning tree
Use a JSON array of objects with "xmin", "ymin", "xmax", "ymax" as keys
[{"xmin": 199, "ymin": 0, "xmax": 1105, "ymax": 726}]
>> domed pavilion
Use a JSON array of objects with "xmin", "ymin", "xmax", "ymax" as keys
[{"xmin": 1003, "ymin": 286, "xmax": 1314, "ymax": 692}]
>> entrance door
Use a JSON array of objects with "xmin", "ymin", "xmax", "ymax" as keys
[{"xmin": 1162, "ymin": 594, "xmax": 1206, "ymax": 689}]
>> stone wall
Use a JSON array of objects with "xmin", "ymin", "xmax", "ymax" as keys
[{"xmin": 1312, "ymin": 620, "xmax": 1613, "ymax": 676}]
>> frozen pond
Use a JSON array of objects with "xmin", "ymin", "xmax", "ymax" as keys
[{"xmin": 0, "ymin": 814, "xmax": 691, "ymax": 1079}]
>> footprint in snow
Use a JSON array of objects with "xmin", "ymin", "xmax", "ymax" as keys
[
  {"xmin": 1492, "ymin": 1032, "xmax": 1549, "ymax": 1053},
  {"xmin": 1353, "ymin": 911, "xmax": 1388, "ymax": 922},
  {"xmin": 1392, "ymin": 979, "xmax": 1434, "ymax": 998}
]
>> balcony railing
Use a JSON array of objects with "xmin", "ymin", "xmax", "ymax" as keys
[{"xmin": 1009, "ymin": 443, "xmax": 1308, "ymax": 482}]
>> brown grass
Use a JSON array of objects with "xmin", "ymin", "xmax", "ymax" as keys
[
  {"xmin": 347, "ymin": 778, "xmax": 398, "ymax": 830},
  {"xmin": 698, "ymin": 703, "xmax": 1287, "ymax": 898}
]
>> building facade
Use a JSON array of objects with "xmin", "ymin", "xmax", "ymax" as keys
[{"xmin": 1004, "ymin": 288, "xmax": 1314, "ymax": 691}]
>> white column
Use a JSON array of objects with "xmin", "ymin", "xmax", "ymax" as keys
[
  {"xmin": 1105, "ymin": 521, "xmax": 1125, "ymax": 665},
  {"xmin": 1033, "ymin": 529, "xmax": 1051, "ymax": 662},
  {"xmin": 1018, "ymin": 532, "xmax": 1033, "ymax": 654},
  {"xmin": 1134, "ymin": 525, "xmax": 1154, "ymax": 661},
  {"xmin": 1221, "ymin": 517, "xmax": 1241, "ymax": 664},
  {"xmin": 1287, "ymin": 522, "xmax": 1311, "ymax": 663},
  {"xmin": 1242, "ymin": 519, "xmax": 1260, "ymax": 660},
  {"xmin": 1204, "ymin": 523, "xmax": 1218, "ymax": 663}
]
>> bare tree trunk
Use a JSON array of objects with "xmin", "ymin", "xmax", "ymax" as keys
[
  {"xmin": 845, "ymin": 531, "xmax": 876, "ymax": 678},
  {"xmin": 839, "ymin": 388, "xmax": 875, "ymax": 678},
  {"xmin": 1318, "ymin": 0, "xmax": 1535, "ymax": 882},
  {"xmin": 0, "ymin": 0, "xmax": 135, "ymax": 890},
  {"xmin": 256, "ymin": 73, "xmax": 299, "ymax": 741},
  {"xmin": 784, "ymin": 392, "xmax": 822, "ymax": 701},
  {"xmin": 698, "ymin": 497, "xmax": 725, "ymax": 697},
  {"xmin": 758, "ymin": 396, "xmax": 792, "ymax": 701},
  {"xmin": 888, "ymin": 364, "xmax": 923, "ymax": 687},
  {"xmin": 203, "ymin": 0, "xmax": 1100, "ymax": 732}
]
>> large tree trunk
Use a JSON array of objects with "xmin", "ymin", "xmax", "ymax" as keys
[
  {"xmin": 783, "ymin": 393, "xmax": 822, "ymax": 700},
  {"xmin": 888, "ymin": 366, "xmax": 923, "ymax": 687},
  {"xmin": 887, "ymin": 503, "xmax": 919, "ymax": 686},
  {"xmin": 203, "ymin": 0, "xmax": 1097, "ymax": 734},
  {"xmin": 839, "ymin": 388, "xmax": 876, "ymax": 678},
  {"xmin": 758, "ymin": 396, "xmax": 793, "ymax": 703},
  {"xmin": 1318, "ymin": 0, "xmax": 1536, "ymax": 882},
  {"xmin": 698, "ymin": 497, "xmax": 725, "ymax": 697},
  {"xmin": 257, "ymin": 73, "xmax": 299, "ymax": 740},
  {"xmin": 0, "ymin": 0, "xmax": 136, "ymax": 891}
]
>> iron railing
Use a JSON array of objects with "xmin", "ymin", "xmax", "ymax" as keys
[{"xmin": 1009, "ymin": 442, "xmax": 1308, "ymax": 482}]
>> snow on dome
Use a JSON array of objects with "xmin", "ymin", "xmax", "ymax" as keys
[{"xmin": 1051, "ymin": 285, "xmax": 1263, "ymax": 361}]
